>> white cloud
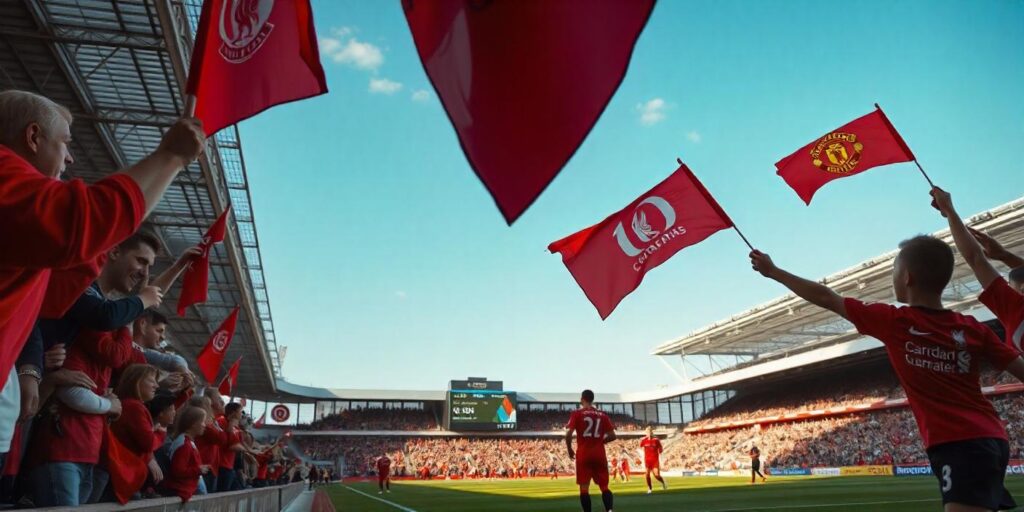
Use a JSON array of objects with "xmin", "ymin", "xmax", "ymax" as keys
[
  {"xmin": 320, "ymin": 35, "xmax": 383, "ymax": 71},
  {"xmin": 369, "ymin": 77, "xmax": 403, "ymax": 94},
  {"xmin": 411, "ymin": 89, "xmax": 431, "ymax": 102},
  {"xmin": 686, "ymin": 130, "xmax": 702, "ymax": 143},
  {"xmin": 636, "ymin": 98, "xmax": 667, "ymax": 126}
]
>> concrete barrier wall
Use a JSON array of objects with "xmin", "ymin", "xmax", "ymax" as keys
[{"xmin": 34, "ymin": 482, "xmax": 306, "ymax": 512}]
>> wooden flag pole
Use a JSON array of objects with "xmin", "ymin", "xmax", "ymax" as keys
[
  {"xmin": 913, "ymin": 159, "xmax": 936, "ymax": 188},
  {"xmin": 184, "ymin": 94, "xmax": 196, "ymax": 117}
]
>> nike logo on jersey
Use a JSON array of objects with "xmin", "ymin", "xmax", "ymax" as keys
[{"xmin": 908, "ymin": 327, "xmax": 933, "ymax": 336}]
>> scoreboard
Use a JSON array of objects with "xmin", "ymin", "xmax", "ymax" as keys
[{"xmin": 446, "ymin": 390, "xmax": 518, "ymax": 431}]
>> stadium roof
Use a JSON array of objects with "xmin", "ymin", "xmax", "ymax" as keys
[
  {"xmin": 652, "ymin": 196, "xmax": 1024, "ymax": 377},
  {"xmin": 0, "ymin": 0, "xmax": 281, "ymax": 394}
]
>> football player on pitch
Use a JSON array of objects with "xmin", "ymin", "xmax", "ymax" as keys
[
  {"xmin": 566, "ymin": 390, "xmax": 617, "ymax": 512},
  {"xmin": 640, "ymin": 426, "xmax": 667, "ymax": 493}
]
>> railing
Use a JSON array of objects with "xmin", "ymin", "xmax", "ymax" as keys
[{"xmin": 34, "ymin": 482, "xmax": 306, "ymax": 512}]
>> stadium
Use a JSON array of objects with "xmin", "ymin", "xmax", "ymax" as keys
[{"xmin": 1, "ymin": 1, "xmax": 1023, "ymax": 512}]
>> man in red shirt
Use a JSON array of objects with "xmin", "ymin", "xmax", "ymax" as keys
[
  {"xmin": 931, "ymin": 188, "xmax": 1024, "ymax": 354},
  {"xmin": 750, "ymin": 232, "xmax": 1024, "ymax": 512},
  {"xmin": 565, "ymin": 390, "xmax": 617, "ymax": 512},
  {"xmin": 639, "ymin": 426, "xmax": 666, "ymax": 494},
  {"xmin": 376, "ymin": 453, "xmax": 391, "ymax": 494}
]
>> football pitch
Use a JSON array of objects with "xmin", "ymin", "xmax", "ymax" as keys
[{"xmin": 326, "ymin": 476, "xmax": 1024, "ymax": 512}]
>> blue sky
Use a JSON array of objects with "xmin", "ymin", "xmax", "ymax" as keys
[{"xmin": 236, "ymin": 0, "xmax": 1024, "ymax": 394}]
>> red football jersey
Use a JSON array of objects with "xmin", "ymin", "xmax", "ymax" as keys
[
  {"xmin": 640, "ymin": 437, "xmax": 662, "ymax": 461},
  {"xmin": 566, "ymin": 407, "xmax": 615, "ymax": 462},
  {"xmin": 376, "ymin": 456, "xmax": 391, "ymax": 474},
  {"xmin": 979, "ymin": 278, "xmax": 1024, "ymax": 351},
  {"xmin": 845, "ymin": 298, "xmax": 1020, "ymax": 448}
]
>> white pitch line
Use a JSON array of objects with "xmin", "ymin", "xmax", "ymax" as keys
[
  {"xmin": 697, "ymin": 498, "xmax": 936, "ymax": 511},
  {"xmin": 343, "ymin": 485, "xmax": 419, "ymax": 512}
]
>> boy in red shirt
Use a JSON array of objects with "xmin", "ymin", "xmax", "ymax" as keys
[
  {"xmin": 931, "ymin": 188, "xmax": 1024, "ymax": 352},
  {"xmin": 750, "ymin": 232, "xmax": 1024, "ymax": 512},
  {"xmin": 565, "ymin": 390, "xmax": 617, "ymax": 512}
]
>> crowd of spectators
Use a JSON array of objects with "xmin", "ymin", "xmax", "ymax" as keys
[
  {"xmin": 515, "ymin": 410, "xmax": 644, "ymax": 432},
  {"xmin": 304, "ymin": 407, "xmax": 440, "ymax": 431}
]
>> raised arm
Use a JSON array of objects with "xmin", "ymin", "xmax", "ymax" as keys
[
  {"xmin": 116, "ymin": 118, "xmax": 205, "ymax": 216},
  {"xmin": 931, "ymin": 188, "xmax": 1001, "ymax": 288},
  {"xmin": 968, "ymin": 227, "xmax": 1024, "ymax": 270},
  {"xmin": 150, "ymin": 246, "xmax": 202, "ymax": 292},
  {"xmin": 750, "ymin": 250, "xmax": 847, "ymax": 319}
]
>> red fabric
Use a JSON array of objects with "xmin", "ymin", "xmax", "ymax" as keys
[
  {"xmin": 0, "ymin": 146, "xmax": 143, "ymax": 389},
  {"xmin": 177, "ymin": 207, "xmax": 229, "ymax": 316},
  {"xmin": 548, "ymin": 163, "xmax": 734, "ymax": 318},
  {"xmin": 565, "ymin": 407, "xmax": 615, "ymax": 463},
  {"xmin": 256, "ymin": 450, "xmax": 272, "ymax": 479},
  {"xmin": 186, "ymin": 0, "xmax": 327, "ymax": 135},
  {"xmin": 111, "ymin": 399, "xmax": 155, "ymax": 456},
  {"xmin": 2, "ymin": 424, "xmax": 23, "ymax": 477},
  {"xmin": 107, "ymin": 424, "xmax": 149, "ymax": 504},
  {"xmin": 403, "ymin": 0, "xmax": 655, "ymax": 224},
  {"xmin": 253, "ymin": 412, "xmax": 266, "ymax": 428},
  {"xmin": 218, "ymin": 356, "xmax": 242, "ymax": 397},
  {"xmin": 196, "ymin": 307, "xmax": 239, "ymax": 382},
  {"xmin": 775, "ymin": 107, "xmax": 916, "ymax": 204},
  {"xmin": 640, "ymin": 437, "xmax": 662, "ymax": 465},
  {"xmin": 38, "ymin": 254, "xmax": 106, "ymax": 319},
  {"xmin": 979, "ymin": 278, "xmax": 1024, "ymax": 351},
  {"xmin": 162, "ymin": 435, "xmax": 202, "ymax": 502},
  {"xmin": 195, "ymin": 421, "xmax": 226, "ymax": 475},
  {"xmin": 216, "ymin": 415, "xmax": 239, "ymax": 469},
  {"xmin": 376, "ymin": 456, "xmax": 391, "ymax": 476},
  {"xmin": 844, "ymin": 298, "xmax": 1020, "ymax": 448},
  {"xmin": 153, "ymin": 429, "xmax": 168, "ymax": 452}
]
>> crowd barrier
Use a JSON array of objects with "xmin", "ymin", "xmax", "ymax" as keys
[{"xmin": 34, "ymin": 483, "xmax": 306, "ymax": 512}]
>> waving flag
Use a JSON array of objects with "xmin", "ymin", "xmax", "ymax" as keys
[
  {"xmin": 186, "ymin": 0, "xmax": 328, "ymax": 134},
  {"xmin": 197, "ymin": 307, "xmax": 239, "ymax": 383},
  {"xmin": 177, "ymin": 207, "xmax": 229, "ymax": 316},
  {"xmin": 218, "ymin": 356, "xmax": 242, "ymax": 397},
  {"xmin": 775, "ymin": 106, "xmax": 916, "ymax": 204},
  {"xmin": 404, "ymin": 0, "xmax": 656, "ymax": 224},
  {"xmin": 254, "ymin": 411, "xmax": 266, "ymax": 428},
  {"xmin": 549, "ymin": 163, "xmax": 734, "ymax": 318}
]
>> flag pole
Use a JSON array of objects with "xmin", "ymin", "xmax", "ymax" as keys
[
  {"xmin": 184, "ymin": 94, "xmax": 196, "ymax": 117},
  {"xmin": 677, "ymin": 158, "xmax": 756, "ymax": 252},
  {"xmin": 874, "ymin": 103, "xmax": 934, "ymax": 188},
  {"xmin": 913, "ymin": 160, "xmax": 936, "ymax": 188},
  {"xmin": 732, "ymin": 226, "xmax": 755, "ymax": 252}
]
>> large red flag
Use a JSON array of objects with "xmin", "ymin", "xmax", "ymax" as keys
[
  {"xmin": 218, "ymin": 356, "xmax": 242, "ymax": 397},
  {"xmin": 106, "ymin": 428, "xmax": 148, "ymax": 504},
  {"xmin": 404, "ymin": 0, "xmax": 656, "ymax": 224},
  {"xmin": 186, "ymin": 0, "xmax": 328, "ymax": 135},
  {"xmin": 775, "ymin": 106, "xmax": 916, "ymax": 204},
  {"xmin": 549, "ymin": 163, "xmax": 734, "ymax": 319},
  {"xmin": 177, "ymin": 207, "xmax": 229, "ymax": 316},
  {"xmin": 197, "ymin": 307, "xmax": 239, "ymax": 383}
]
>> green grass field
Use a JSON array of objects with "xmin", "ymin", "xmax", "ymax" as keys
[{"xmin": 326, "ymin": 475, "xmax": 1024, "ymax": 511}]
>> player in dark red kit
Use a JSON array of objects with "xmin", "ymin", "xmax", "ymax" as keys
[
  {"xmin": 376, "ymin": 453, "xmax": 392, "ymax": 494},
  {"xmin": 640, "ymin": 426, "xmax": 666, "ymax": 494},
  {"xmin": 750, "ymin": 445, "xmax": 766, "ymax": 484},
  {"xmin": 566, "ymin": 389, "xmax": 617, "ymax": 512},
  {"xmin": 751, "ymin": 230, "xmax": 1024, "ymax": 512}
]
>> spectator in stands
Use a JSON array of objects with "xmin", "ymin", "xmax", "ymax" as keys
[
  {"xmin": 215, "ymin": 401, "xmax": 246, "ymax": 492},
  {"xmin": 160, "ymin": 406, "xmax": 208, "ymax": 502},
  {"xmin": 104, "ymin": 364, "xmax": 161, "ymax": 503},
  {"xmin": 0, "ymin": 90, "xmax": 204, "ymax": 468},
  {"xmin": 192, "ymin": 394, "xmax": 226, "ymax": 493}
]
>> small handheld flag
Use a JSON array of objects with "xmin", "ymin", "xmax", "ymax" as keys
[
  {"xmin": 218, "ymin": 356, "xmax": 242, "ymax": 397},
  {"xmin": 177, "ymin": 207, "xmax": 230, "ymax": 316},
  {"xmin": 196, "ymin": 307, "xmax": 239, "ymax": 383}
]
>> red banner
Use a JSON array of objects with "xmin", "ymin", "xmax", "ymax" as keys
[
  {"xmin": 549, "ymin": 163, "xmax": 734, "ymax": 318},
  {"xmin": 177, "ymin": 207, "xmax": 229, "ymax": 316},
  {"xmin": 186, "ymin": 0, "xmax": 328, "ymax": 135},
  {"xmin": 218, "ymin": 356, "xmax": 242, "ymax": 397},
  {"xmin": 403, "ymin": 0, "xmax": 655, "ymax": 223},
  {"xmin": 196, "ymin": 307, "xmax": 239, "ymax": 383},
  {"xmin": 775, "ymin": 106, "xmax": 915, "ymax": 204}
]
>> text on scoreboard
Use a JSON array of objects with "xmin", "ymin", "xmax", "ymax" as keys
[{"xmin": 447, "ymin": 390, "xmax": 517, "ymax": 431}]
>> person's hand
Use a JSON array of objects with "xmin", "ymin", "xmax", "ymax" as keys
[
  {"xmin": 200, "ymin": 464, "xmax": 211, "ymax": 475},
  {"xmin": 157, "ymin": 118, "xmax": 205, "ymax": 167},
  {"xmin": 155, "ymin": 424, "xmax": 167, "ymax": 434},
  {"xmin": 45, "ymin": 368, "xmax": 97, "ymax": 389},
  {"xmin": 18, "ymin": 373, "xmax": 39, "ymax": 422},
  {"xmin": 968, "ymin": 227, "xmax": 1010, "ymax": 260},
  {"xmin": 929, "ymin": 186, "xmax": 955, "ymax": 218},
  {"xmin": 149, "ymin": 461, "xmax": 164, "ymax": 484},
  {"xmin": 44, "ymin": 344, "xmax": 66, "ymax": 370},
  {"xmin": 159, "ymin": 372, "xmax": 185, "ymax": 392},
  {"xmin": 177, "ymin": 370, "xmax": 196, "ymax": 389},
  {"xmin": 750, "ymin": 250, "xmax": 778, "ymax": 278},
  {"xmin": 106, "ymin": 391, "xmax": 122, "ymax": 418},
  {"xmin": 176, "ymin": 246, "xmax": 203, "ymax": 269},
  {"xmin": 567, "ymin": 448, "xmax": 575, "ymax": 461},
  {"xmin": 138, "ymin": 285, "xmax": 164, "ymax": 309}
]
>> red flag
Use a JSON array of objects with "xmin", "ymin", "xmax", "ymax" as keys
[
  {"xmin": 106, "ymin": 428, "xmax": 148, "ymax": 504},
  {"xmin": 254, "ymin": 411, "xmax": 266, "ymax": 428},
  {"xmin": 218, "ymin": 356, "xmax": 242, "ymax": 397},
  {"xmin": 549, "ymin": 163, "xmax": 734, "ymax": 319},
  {"xmin": 177, "ymin": 207, "xmax": 229, "ymax": 316},
  {"xmin": 197, "ymin": 307, "xmax": 239, "ymax": 383},
  {"xmin": 775, "ymin": 106, "xmax": 916, "ymax": 204},
  {"xmin": 186, "ymin": 0, "xmax": 328, "ymax": 135},
  {"xmin": 404, "ymin": 0, "xmax": 655, "ymax": 224}
]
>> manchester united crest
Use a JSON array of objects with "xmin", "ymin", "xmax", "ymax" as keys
[
  {"xmin": 218, "ymin": 0, "xmax": 275, "ymax": 63},
  {"xmin": 810, "ymin": 132, "xmax": 863, "ymax": 174}
]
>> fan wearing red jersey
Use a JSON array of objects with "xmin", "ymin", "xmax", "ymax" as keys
[
  {"xmin": 931, "ymin": 188, "xmax": 1024, "ymax": 354},
  {"xmin": 565, "ymin": 389, "xmax": 617, "ymax": 512},
  {"xmin": 751, "ymin": 232, "xmax": 1024, "ymax": 512},
  {"xmin": 376, "ymin": 454, "xmax": 391, "ymax": 494},
  {"xmin": 640, "ymin": 426, "xmax": 666, "ymax": 493}
]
